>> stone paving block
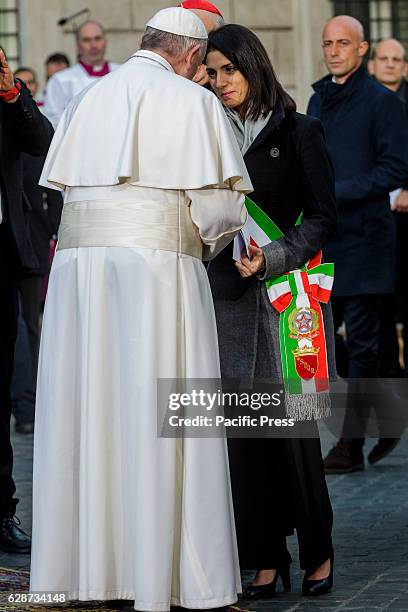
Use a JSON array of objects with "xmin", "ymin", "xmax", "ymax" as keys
[
  {"xmin": 0, "ymin": 551, "xmax": 30, "ymax": 570},
  {"xmin": 340, "ymin": 608, "xmax": 383, "ymax": 611}
]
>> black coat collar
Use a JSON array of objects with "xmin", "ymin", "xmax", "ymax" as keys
[
  {"xmin": 312, "ymin": 64, "xmax": 367, "ymax": 109},
  {"xmin": 245, "ymin": 102, "xmax": 286, "ymax": 156}
]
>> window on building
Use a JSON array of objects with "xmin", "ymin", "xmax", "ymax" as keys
[
  {"xmin": 333, "ymin": 1, "xmax": 408, "ymax": 50},
  {"xmin": 0, "ymin": 0, "xmax": 19, "ymax": 69}
]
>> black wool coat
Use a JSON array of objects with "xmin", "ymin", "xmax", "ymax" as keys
[
  {"xmin": 208, "ymin": 108, "xmax": 336, "ymax": 566},
  {"xmin": 207, "ymin": 108, "xmax": 338, "ymax": 390},
  {"xmin": 0, "ymin": 82, "xmax": 53, "ymax": 272},
  {"xmin": 308, "ymin": 65, "xmax": 408, "ymax": 296}
]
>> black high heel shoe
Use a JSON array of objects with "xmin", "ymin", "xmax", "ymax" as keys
[
  {"xmin": 302, "ymin": 554, "xmax": 334, "ymax": 596},
  {"xmin": 243, "ymin": 565, "xmax": 291, "ymax": 600}
]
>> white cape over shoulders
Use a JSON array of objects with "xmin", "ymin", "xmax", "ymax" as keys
[{"xmin": 40, "ymin": 50, "xmax": 253, "ymax": 193}]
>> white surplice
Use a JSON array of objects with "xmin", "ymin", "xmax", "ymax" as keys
[
  {"xmin": 43, "ymin": 62, "xmax": 119, "ymax": 128},
  {"xmin": 31, "ymin": 50, "xmax": 253, "ymax": 611}
]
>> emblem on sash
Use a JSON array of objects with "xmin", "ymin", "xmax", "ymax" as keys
[{"xmin": 289, "ymin": 307, "xmax": 320, "ymax": 380}]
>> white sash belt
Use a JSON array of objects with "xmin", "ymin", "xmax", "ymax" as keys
[{"xmin": 57, "ymin": 197, "xmax": 203, "ymax": 259}]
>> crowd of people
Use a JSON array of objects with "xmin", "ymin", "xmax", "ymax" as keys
[{"xmin": 0, "ymin": 1, "xmax": 407, "ymax": 610}]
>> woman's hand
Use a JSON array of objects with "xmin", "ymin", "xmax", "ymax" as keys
[{"xmin": 235, "ymin": 244, "xmax": 266, "ymax": 278}]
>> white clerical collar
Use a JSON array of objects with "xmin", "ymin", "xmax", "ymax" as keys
[{"xmin": 131, "ymin": 50, "xmax": 174, "ymax": 73}]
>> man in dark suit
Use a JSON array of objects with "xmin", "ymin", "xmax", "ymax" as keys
[
  {"xmin": 0, "ymin": 48, "xmax": 53, "ymax": 552},
  {"xmin": 366, "ymin": 38, "xmax": 408, "ymax": 463},
  {"xmin": 307, "ymin": 16, "xmax": 408, "ymax": 473},
  {"xmin": 10, "ymin": 67, "xmax": 62, "ymax": 434}
]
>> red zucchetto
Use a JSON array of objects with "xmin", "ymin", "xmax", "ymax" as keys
[{"xmin": 179, "ymin": 0, "xmax": 223, "ymax": 17}]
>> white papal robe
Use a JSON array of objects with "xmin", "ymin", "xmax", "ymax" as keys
[
  {"xmin": 43, "ymin": 61, "xmax": 119, "ymax": 128},
  {"xmin": 31, "ymin": 50, "xmax": 253, "ymax": 611}
]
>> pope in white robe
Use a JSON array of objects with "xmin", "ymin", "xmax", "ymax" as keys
[{"xmin": 30, "ymin": 7, "xmax": 252, "ymax": 612}]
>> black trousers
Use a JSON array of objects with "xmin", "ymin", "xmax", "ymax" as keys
[
  {"xmin": 378, "ymin": 295, "xmax": 404, "ymax": 378},
  {"xmin": 228, "ymin": 434, "xmax": 333, "ymax": 572},
  {"xmin": 0, "ymin": 222, "xmax": 19, "ymax": 517},
  {"xmin": 332, "ymin": 295, "xmax": 390, "ymax": 446},
  {"xmin": 11, "ymin": 276, "xmax": 43, "ymax": 424},
  {"xmin": 19, "ymin": 276, "xmax": 43, "ymax": 392},
  {"xmin": 398, "ymin": 294, "xmax": 408, "ymax": 376},
  {"xmin": 395, "ymin": 212, "xmax": 408, "ymax": 375}
]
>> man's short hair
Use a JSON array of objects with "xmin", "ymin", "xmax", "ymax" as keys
[
  {"xmin": 141, "ymin": 26, "xmax": 207, "ymax": 59},
  {"xmin": 371, "ymin": 39, "xmax": 407, "ymax": 61},
  {"xmin": 15, "ymin": 66, "xmax": 37, "ymax": 81},
  {"xmin": 75, "ymin": 20, "xmax": 106, "ymax": 42},
  {"xmin": 46, "ymin": 53, "xmax": 70, "ymax": 67}
]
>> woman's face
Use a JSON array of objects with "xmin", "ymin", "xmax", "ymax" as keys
[{"xmin": 206, "ymin": 50, "xmax": 249, "ymax": 116}]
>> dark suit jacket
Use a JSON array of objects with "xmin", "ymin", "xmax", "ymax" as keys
[
  {"xmin": 308, "ymin": 65, "xmax": 408, "ymax": 296},
  {"xmin": 0, "ymin": 82, "xmax": 53, "ymax": 272},
  {"xmin": 22, "ymin": 154, "xmax": 62, "ymax": 276}
]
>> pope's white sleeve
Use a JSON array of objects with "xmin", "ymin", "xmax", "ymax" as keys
[
  {"xmin": 186, "ymin": 188, "xmax": 247, "ymax": 261},
  {"xmin": 42, "ymin": 76, "xmax": 67, "ymax": 129}
]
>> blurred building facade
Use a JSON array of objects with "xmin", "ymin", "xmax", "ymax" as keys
[{"xmin": 1, "ymin": 0, "xmax": 408, "ymax": 111}]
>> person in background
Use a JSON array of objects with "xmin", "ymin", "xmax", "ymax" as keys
[
  {"xmin": 45, "ymin": 52, "xmax": 70, "ymax": 80},
  {"xmin": 38, "ymin": 55, "xmax": 69, "ymax": 297},
  {"xmin": 180, "ymin": 0, "xmax": 223, "ymax": 32},
  {"xmin": 365, "ymin": 38, "xmax": 408, "ymax": 463},
  {"xmin": 36, "ymin": 53, "xmax": 70, "ymax": 107},
  {"xmin": 12, "ymin": 67, "xmax": 38, "ymax": 99},
  {"xmin": 0, "ymin": 47, "xmax": 53, "ymax": 553},
  {"xmin": 43, "ymin": 21, "xmax": 119, "ymax": 127},
  {"xmin": 10, "ymin": 67, "xmax": 62, "ymax": 435},
  {"xmin": 308, "ymin": 16, "xmax": 408, "ymax": 474},
  {"xmin": 180, "ymin": 0, "xmax": 224, "ymax": 85}
]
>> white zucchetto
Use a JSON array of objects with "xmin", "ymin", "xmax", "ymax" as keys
[{"xmin": 146, "ymin": 7, "xmax": 208, "ymax": 40}]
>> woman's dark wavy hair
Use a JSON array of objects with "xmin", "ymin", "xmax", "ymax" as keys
[{"xmin": 205, "ymin": 24, "xmax": 296, "ymax": 120}]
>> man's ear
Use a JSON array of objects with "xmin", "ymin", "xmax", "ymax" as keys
[
  {"xmin": 358, "ymin": 40, "xmax": 369, "ymax": 58},
  {"xmin": 186, "ymin": 43, "xmax": 203, "ymax": 68},
  {"xmin": 367, "ymin": 58, "xmax": 375, "ymax": 75}
]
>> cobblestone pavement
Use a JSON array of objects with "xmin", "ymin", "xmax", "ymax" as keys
[{"xmin": 1, "ymin": 427, "xmax": 408, "ymax": 611}]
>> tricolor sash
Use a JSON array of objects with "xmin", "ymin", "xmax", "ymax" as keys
[{"xmin": 234, "ymin": 196, "xmax": 334, "ymax": 413}]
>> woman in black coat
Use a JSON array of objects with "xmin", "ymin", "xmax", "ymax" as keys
[{"xmin": 205, "ymin": 25, "xmax": 337, "ymax": 598}]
